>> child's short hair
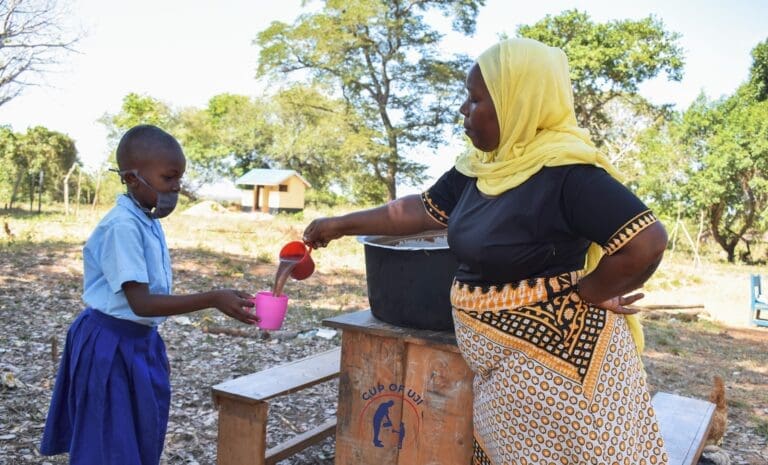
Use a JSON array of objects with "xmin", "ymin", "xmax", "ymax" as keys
[{"xmin": 116, "ymin": 125, "xmax": 182, "ymax": 170}]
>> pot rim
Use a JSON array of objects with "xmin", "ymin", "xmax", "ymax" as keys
[{"xmin": 356, "ymin": 230, "xmax": 450, "ymax": 251}]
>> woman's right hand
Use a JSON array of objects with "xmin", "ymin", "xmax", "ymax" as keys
[
  {"xmin": 303, "ymin": 217, "xmax": 342, "ymax": 249},
  {"xmin": 302, "ymin": 195, "xmax": 439, "ymax": 249},
  {"xmin": 593, "ymin": 293, "xmax": 644, "ymax": 315}
]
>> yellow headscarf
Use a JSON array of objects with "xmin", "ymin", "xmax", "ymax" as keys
[{"xmin": 455, "ymin": 38, "xmax": 644, "ymax": 353}]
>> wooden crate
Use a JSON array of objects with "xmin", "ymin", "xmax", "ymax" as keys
[
  {"xmin": 324, "ymin": 310, "xmax": 474, "ymax": 465},
  {"xmin": 211, "ymin": 309, "xmax": 716, "ymax": 465}
]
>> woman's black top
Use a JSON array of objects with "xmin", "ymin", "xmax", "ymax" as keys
[{"xmin": 421, "ymin": 165, "xmax": 656, "ymax": 286}]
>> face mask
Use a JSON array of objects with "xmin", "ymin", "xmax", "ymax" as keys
[{"xmin": 119, "ymin": 169, "xmax": 179, "ymax": 219}]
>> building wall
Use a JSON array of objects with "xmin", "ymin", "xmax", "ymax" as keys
[
  {"xmin": 259, "ymin": 186, "xmax": 271, "ymax": 212},
  {"xmin": 238, "ymin": 175, "xmax": 307, "ymax": 212},
  {"xmin": 272, "ymin": 177, "xmax": 307, "ymax": 210},
  {"xmin": 239, "ymin": 188, "xmax": 254, "ymax": 210}
]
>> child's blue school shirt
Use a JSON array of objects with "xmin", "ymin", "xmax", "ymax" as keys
[{"xmin": 82, "ymin": 194, "xmax": 172, "ymax": 327}]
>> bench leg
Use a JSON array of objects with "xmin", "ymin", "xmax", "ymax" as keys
[{"xmin": 216, "ymin": 397, "xmax": 268, "ymax": 465}]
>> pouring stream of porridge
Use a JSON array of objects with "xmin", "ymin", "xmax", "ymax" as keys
[{"xmin": 272, "ymin": 255, "xmax": 303, "ymax": 296}]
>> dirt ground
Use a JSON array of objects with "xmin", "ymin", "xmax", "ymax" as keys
[{"xmin": 0, "ymin": 209, "xmax": 766, "ymax": 464}]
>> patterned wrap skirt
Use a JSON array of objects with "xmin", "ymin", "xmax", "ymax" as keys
[
  {"xmin": 40, "ymin": 308, "xmax": 171, "ymax": 465},
  {"xmin": 451, "ymin": 272, "xmax": 668, "ymax": 465}
]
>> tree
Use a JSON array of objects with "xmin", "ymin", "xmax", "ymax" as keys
[
  {"xmin": 99, "ymin": 93, "xmax": 194, "ymax": 197},
  {"xmin": 173, "ymin": 87, "xmax": 386, "ymax": 205},
  {"xmin": 597, "ymin": 99, "xmax": 658, "ymax": 173},
  {"xmin": 256, "ymin": 0, "xmax": 484, "ymax": 201},
  {"xmin": 3, "ymin": 126, "xmax": 77, "ymax": 209},
  {"xmin": 268, "ymin": 84, "xmax": 389, "ymax": 203},
  {"xmin": 635, "ymin": 37, "xmax": 768, "ymax": 263},
  {"xmin": 675, "ymin": 39, "xmax": 768, "ymax": 263},
  {"xmin": 103, "ymin": 92, "xmax": 277, "ymax": 201},
  {"xmin": 681, "ymin": 94, "xmax": 768, "ymax": 262},
  {"xmin": 0, "ymin": 0, "xmax": 79, "ymax": 106},
  {"xmin": 517, "ymin": 10, "xmax": 684, "ymax": 149},
  {"xmin": 0, "ymin": 125, "xmax": 18, "ymax": 206},
  {"xmin": 177, "ymin": 93, "xmax": 273, "ymax": 183},
  {"xmin": 749, "ymin": 38, "xmax": 768, "ymax": 102},
  {"xmin": 631, "ymin": 118, "xmax": 688, "ymax": 217},
  {"xmin": 101, "ymin": 93, "xmax": 175, "ymax": 145}
]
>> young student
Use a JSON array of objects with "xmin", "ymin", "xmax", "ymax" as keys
[{"xmin": 40, "ymin": 124, "xmax": 257, "ymax": 465}]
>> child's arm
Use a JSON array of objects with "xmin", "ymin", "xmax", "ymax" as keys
[{"xmin": 122, "ymin": 281, "xmax": 257, "ymax": 324}]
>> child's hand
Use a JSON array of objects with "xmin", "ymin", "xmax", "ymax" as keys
[{"xmin": 211, "ymin": 290, "xmax": 257, "ymax": 324}]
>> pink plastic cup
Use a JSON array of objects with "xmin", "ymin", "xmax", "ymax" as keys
[{"xmin": 251, "ymin": 291, "xmax": 289, "ymax": 330}]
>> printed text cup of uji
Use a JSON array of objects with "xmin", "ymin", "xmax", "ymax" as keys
[{"xmin": 251, "ymin": 291, "xmax": 289, "ymax": 330}]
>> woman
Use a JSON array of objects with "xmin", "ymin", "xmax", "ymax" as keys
[{"xmin": 304, "ymin": 38, "xmax": 669, "ymax": 464}]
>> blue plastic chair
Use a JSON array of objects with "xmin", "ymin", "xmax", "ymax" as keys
[{"xmin": 750, "ymin": 274, "xmax": 768, "ymax": 327}]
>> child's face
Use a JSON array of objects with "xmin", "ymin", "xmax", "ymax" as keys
[{"xmin": 127, "ymin": 147, "xmax": 186, "ymax": 211}]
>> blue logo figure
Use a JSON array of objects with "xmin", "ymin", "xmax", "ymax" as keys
[
  {"xmin": 392, "ymin": 422, "xmax": 405, "ymax": 449},
  {"xmin": 372, "ymin": 400, "xmax": 395, "ymax": 447}
]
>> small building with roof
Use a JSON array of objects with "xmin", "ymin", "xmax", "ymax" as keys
[{"xmin": 235, "ymin": 168, "xmax": 311, "ymax": 213}]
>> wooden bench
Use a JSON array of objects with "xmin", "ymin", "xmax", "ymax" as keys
[
  {"xmin": 750, "ymin": 274, "xmax": 768, "ymax": 327},
  {"xmin": 211, "ymin": 347, "xmax": 341, "ymax": 465},
  {"xmin": 211, "ymin": 337, "xmax": 715, "ymax": 465},
  {"xmin": 652, "ymin": 392, "xmax": 716, "ymax": 465}
]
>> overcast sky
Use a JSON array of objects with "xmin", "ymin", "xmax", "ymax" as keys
[{"xmin": 1, "ymin": 0, "xmax": 766, "ymax": 193}]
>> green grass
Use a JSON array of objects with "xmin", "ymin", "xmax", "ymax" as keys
[{"xmin": 754, "ymin": 417, "xmax": 768, "ymax": 440}]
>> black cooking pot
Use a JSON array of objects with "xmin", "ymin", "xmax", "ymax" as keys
[{"xmin": 358, "ymin": 231, "xmax": 459, "ymax": 331}]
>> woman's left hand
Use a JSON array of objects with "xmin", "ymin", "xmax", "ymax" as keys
[{"xmin": 594, "ymin": 293, "xmax": 644, "ymax": 314}]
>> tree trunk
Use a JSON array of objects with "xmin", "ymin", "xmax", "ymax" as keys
[
  {"xmin": 181, "ymin": 186, "xmax": 198, "ymax": 202},
  {"xmin": 63, "ymin": 163, "xmax": 76, "ymax": 215},
  {"xmin": 709, "ymin": 203, "xmax": 748, "ymax": 264},
  {"xmin": 709, "ymin": 179, "xmax": 758, "ymax": 263},
  {"xmin": 75, "ymin": 169, "xmax": 82, "ymax": 217},
  {"xmin": 385, "ymin": 138, "xmax": 398, "ymax": 202},
  {"xmin": 37, "ymin": 170, "xmax": 43, "ymax": 213},
  {"xmin": 91, "ymin": 171, "xmax": 102, "ymax": 211},
  {"xmin": 386, "ymin": 169, "xmax": 396, "ymax": 202},
  {"xmin": 709, "ymin": 203, "xmax": 730, "ymax": 261},
  {"xmin": 9, "ymin": 169, "xmax": 23, "ymax": 209},
  {"xmin": 28, "ymin": 173, "xmax": 34, "ymax": 211}
]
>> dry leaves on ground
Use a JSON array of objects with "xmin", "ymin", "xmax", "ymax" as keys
[{"xmin": 1, "ymin": 215, "xmax": 767, "ymax": 464}]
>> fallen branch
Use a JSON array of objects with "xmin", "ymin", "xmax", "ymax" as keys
[
  {"xmin": 274, "ymin": 411, "xmax": 301, "ymax": 433},
  {"xmin": 50, "ymin": 335, "xmax": 58, "ymax": 363},
  {"xmin": 636, "ymin": 304, "xmax": 705, "ymax": 310},
  {"xmin": 202, "ymin": 325, "xmax": 266, "ymax": 339},
  {"xmin": 201, "ymin": 325, "xmax": 300, "ymax": 341},
  {"xmin": 641, "ymin": 308, "xmax": 709, "ymax": 322}
]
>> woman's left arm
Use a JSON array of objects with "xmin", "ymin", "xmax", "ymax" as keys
[{"xmin": 576, "ymin": 221, "xmax": 668, "ymax": 312}]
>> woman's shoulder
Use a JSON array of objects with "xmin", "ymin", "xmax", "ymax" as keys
[
  {"xmin": 511, "ymin": 165, "xmax": 599, "ymax": 192},
  {"xmin": 430, "ymin": 166, "xmax": 473, "ymax": 191},
  {"xmin": 444, "ymin": 166, "xmax": 472, "ymax": 180},
  {"xmin": 550, "ymin": 164, "xmax": 617, "ymax": 190},
  {"xmin": 543, "ymin": 163, "xmax": 607, "ymax": 178}
]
